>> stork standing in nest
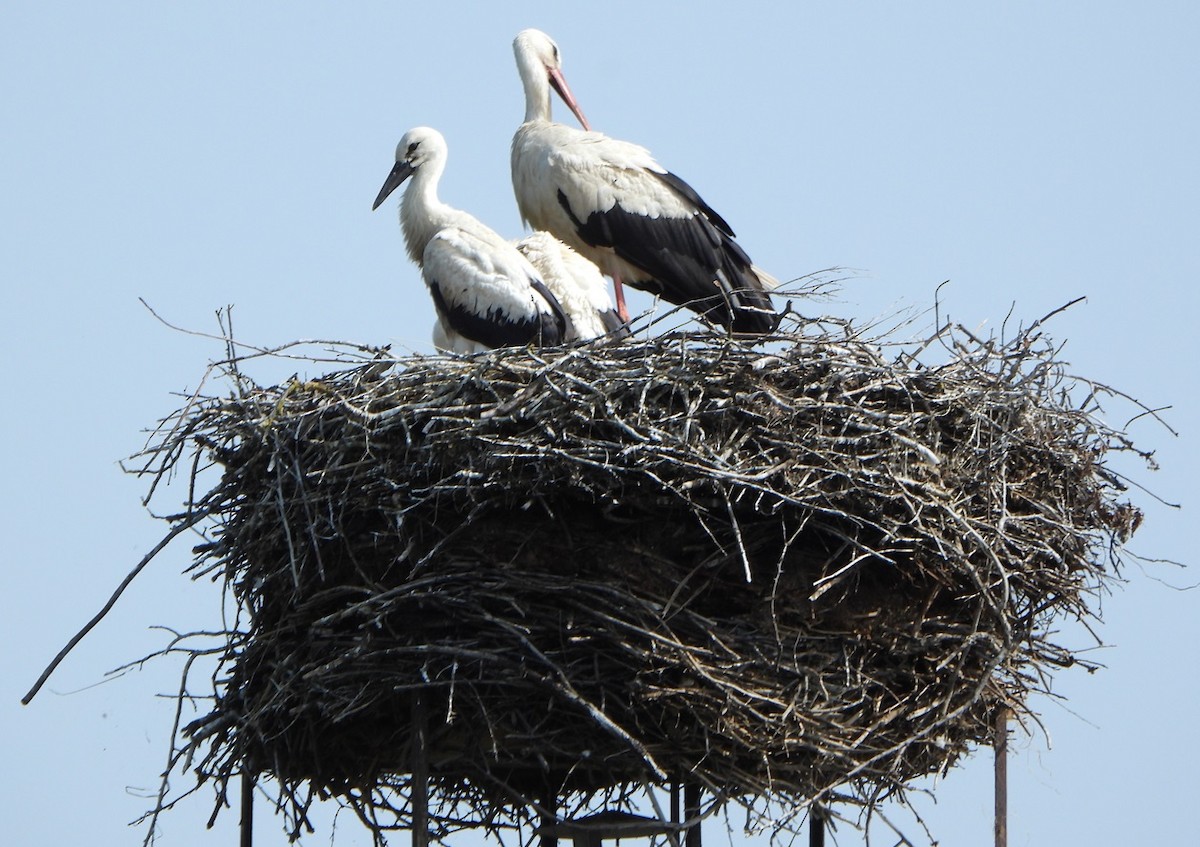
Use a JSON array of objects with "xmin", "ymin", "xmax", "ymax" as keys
[
  {"xmin": 373, "ymin": 126, "xmax": 568, "ymax": 354},
  {"xmin": 511, "ymin": 28, "xmax": 780, "ymax": 335}
]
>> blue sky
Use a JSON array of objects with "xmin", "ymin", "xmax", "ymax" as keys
[{"xmin": 2, "ymin": 2, "xmax": 1196, "ymax": 844}]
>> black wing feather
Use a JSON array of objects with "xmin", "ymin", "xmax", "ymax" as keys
[
  {"xmin": 528, "ymin": 276, "xmax": 569, "ymax": 345},
  {"xmin": 656, "ymin": 170, "xmax": 736, "ymax": 238},
  {"xmin": 429, "ymin": 277, "xmax": 565, "ymax": 349},
  {"xmin": 558, "ymin": 173, "xmax": 777, "ymax": 334}
]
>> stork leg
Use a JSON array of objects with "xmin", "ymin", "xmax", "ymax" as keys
[{"xmin": 612, "ymin": 272, "xmax": 630, "ymax": 324}]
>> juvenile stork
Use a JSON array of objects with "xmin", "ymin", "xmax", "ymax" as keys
[
  {"xmin": 373, "ymin": 126, "xmax": 567, "ymax": 353},
  {"xmin": 515, "ymin": 232, "xmax": 628, "ymax": 342},
  {"xmin": 511, "ymin": 28, "xmax": 779, "ymax": 335}
]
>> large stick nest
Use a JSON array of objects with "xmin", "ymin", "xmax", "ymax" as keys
[{"xmin": 137, "ymin": 312, "xmax": 1147, "ymax": 841}]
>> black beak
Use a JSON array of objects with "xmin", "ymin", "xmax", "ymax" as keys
[{"xmin": 372, "ymin": 160, "xmax": 416, "ymax": 210}]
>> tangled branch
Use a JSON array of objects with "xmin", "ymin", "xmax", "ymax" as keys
[{"xmin": 125, "ymin": 310, "xmax": 1151, "ymax": 843}]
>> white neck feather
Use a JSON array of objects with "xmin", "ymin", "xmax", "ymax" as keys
[
  {"xmin": 516, "ymin": 46, "xmax": 552, "ymax": 124},
  {"xmin": 399, "ymin": 158, "xmax": 452, "ymax": 266}
]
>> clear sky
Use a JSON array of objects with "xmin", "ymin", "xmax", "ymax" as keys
[{"xmin": 3, "ymin": 2, "xmax": 1197, "ymax": 845}]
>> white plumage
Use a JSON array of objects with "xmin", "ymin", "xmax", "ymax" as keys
[
  {"xmin": 372, "ymin": 126, "xmax": 567, "ymax": 353},
  {"xmin": 514, "ymin": 232, "xmax": 626, "ymax": 342},
  {"xmin": 510, "ymin": 29, "xmax": 779, "ymax": 335}
]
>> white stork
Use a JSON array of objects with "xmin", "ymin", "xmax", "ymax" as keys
[
  {"xmin": 372, "ymin": 126, "xmax": 567, "ymax": 353},
  {"xmin": 511, "ymin": 28, "xmax": 780, "ymax": 336},
  {"xmin": 515, "ymin": 231, "xmax": 628, "ymax": 342},
  {"xmin": 432, "ymin": 233, "xmax": 623, "ymax": 351}
]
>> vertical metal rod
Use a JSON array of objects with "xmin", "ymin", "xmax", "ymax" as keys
[
  {"xmin": 239, "ymin": 771, "xmax": 254, "ymax": 847},
  {"xmin": 670, "ymin": 780, "xmax": 681, "ymax": 824},
  {"xmin": 412, "ymin": 694, "xmax": 429, "ymax": 847},
  {"xmin": 994, "ymin": 705, "xmax": 1009, "ymax": 847},
  {"xmin": 539, "ymin": 789, "xmax": 559, "ymax": 847},
  {"xmin": 808, "ymin": 804, "xmax": 824, "ymax": 847},
  {"xmin": 684, "ymin": 783, "xmax": 701, "ymax": 847}
]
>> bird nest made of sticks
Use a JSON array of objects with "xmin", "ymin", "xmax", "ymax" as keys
[{"xmin": 132, "ymin": 311, "xmax": 1148, "ymax": 842}]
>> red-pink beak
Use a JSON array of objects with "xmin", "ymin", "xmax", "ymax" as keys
[{"xmin": 548, "ymin": 67, "xmax": 591, "ymax": 131}]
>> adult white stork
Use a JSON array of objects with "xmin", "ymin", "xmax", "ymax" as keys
[
  {"xmin": 511, "ymin": 28, "xmax": 780, "ymax": 336},
  {"xmin": 515, "ymin": 232, "xmax": 628, "ymax": 342},
  {"xmin": 372, "ymin": 126, "xmax": 567, "ymax": 353}
]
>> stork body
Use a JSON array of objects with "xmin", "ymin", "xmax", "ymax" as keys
[
  {"xmin": 373, "ymin": 126, "xmax": 567, "ymax": 352},
  {"xmin": 511, "ymin": 29, "xmax": 779, "ymax": 335},
  {"xmin": 515, "ymin": 232, "xmax": 627, "ymax": 342}
]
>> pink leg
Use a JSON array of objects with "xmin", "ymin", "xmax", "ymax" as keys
[{"xmin": 613, "ymin": 273, "xmax": 630, "ymax": 324}]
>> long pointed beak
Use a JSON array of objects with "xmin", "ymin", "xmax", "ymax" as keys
[
  {"xmin": 372, "ymin": 160, "xmax": 415, "ymax": 210},
  {"xmin": 548, "ymin": 67, "xmax": 591, "ymax": 131}
]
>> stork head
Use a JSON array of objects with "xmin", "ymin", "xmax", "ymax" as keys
[
  {"xmin": 513, "ymin": 29, "xmax": 591, "ymax": 130},
  {"xmin": 372, "ymin": 126, "xmax": 446, "ymax": 211}
]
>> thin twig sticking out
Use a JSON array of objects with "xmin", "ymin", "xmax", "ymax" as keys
[{"xmin": 21, "ymin": 514, "xmax": 204, "ymax": 705}]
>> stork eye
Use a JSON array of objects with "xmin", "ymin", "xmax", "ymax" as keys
[{"xmin": 407, "ymin": 142, "xmax": 420, "ymax": 154}]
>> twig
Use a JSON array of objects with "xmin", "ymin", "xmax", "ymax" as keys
[{"xmin": 22, "ymin": 514, "xmax": 204, "ymax": 705}]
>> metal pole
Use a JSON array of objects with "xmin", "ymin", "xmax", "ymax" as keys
[
  {"xmin": 412, "ymin": 694, "xmax": 429, "ymax": 847},
  {"xmin": 684, "ymin": 784, "xmax": 701, "ymax": 847},
  {"xmin": 994, "ymin": 705, "xmax": 1009, "ymax": 847},
  {"xmin": 808, "ymin": 805, "xmax": 824, "ymax": 847},
  {"xmin": 240, "ymin": 771, "xmax": 254, "ymax": 847},
  {"xmin": 540, "ymin": 789, "xmax": 559, "ymax": 847}
]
